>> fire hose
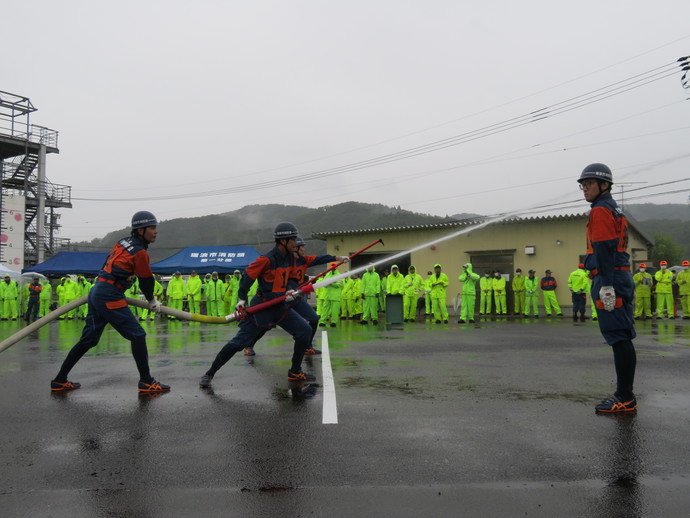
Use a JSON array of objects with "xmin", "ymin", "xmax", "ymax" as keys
[{"xmin": 0, "ymin": 238, "xmax": 384, "ymax": 354}]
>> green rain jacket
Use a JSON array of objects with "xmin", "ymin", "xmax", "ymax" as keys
[
  {"xmin": 386, "ymin": 268, "xmax": 406, "ymax": 295},
  {"xmin": 632, "ymin": 271, "xmax": 653, "ymax": 296},
  {"xmin": 458, "ymin": 264, "xmax": 480, "ymax": 294},
  {"xmin": 567, "ymin": 269, "xmax": 589, "ymax": 293},
  {"xmin": 403, "ymin": 267, "xmax": 424, "ymax": 296},
  {"xmin": 654, "ymin": 269, "xmax": 674, "ymax": 294},
  {"xmin": 360, "ymin": 269, "xmax": 381, "ymax": 296}
]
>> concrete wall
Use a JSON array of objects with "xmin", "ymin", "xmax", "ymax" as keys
[{"xmin": 322, "ymin": 216, "xmax": 650, "ymax": 309}]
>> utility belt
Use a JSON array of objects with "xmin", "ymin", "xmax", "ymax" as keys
[
  {"xmin": 97, "ymin": 277, "xmax": 126, "ymax": 291},
  {"xmin": 589, "ymin": 266, "xmax": 630, "ymax": 279}
]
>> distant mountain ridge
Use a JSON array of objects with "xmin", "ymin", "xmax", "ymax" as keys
[
  {"xmin": 72, "ymin": 202, "xmax": 458, "ymax": 261},
  {"xmin": 68, "ymin": 202, "xmax": 688, "ymax": 262},
  {"xmin": 625, "ymin": 203, "xmax": 690, "ymax": 221}
]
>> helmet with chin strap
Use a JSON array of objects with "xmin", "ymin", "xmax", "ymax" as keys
[
  {"xmin": 131, "ymin": 211, "xmax": 158, "ymax": 229},
  {"xmin": 273, "ymin": 221, "xmax": 299, "ymax": 240},
  {"xmin": 578, "ymin": 163, "xmax": 613, "ymax": 185}
]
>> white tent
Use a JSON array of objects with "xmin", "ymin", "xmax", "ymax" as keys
[
  {"xmin": 0, "ymin": 263, "xmax": 22, "ymax": 280},
  {"xmin": 21, "ymin": 271, "xmax": 48, "ymax": 282}
]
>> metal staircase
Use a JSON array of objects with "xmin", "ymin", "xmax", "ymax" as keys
[{"xmin": 0, "ymin": 89, "xmax": 71, "ymax": 268}]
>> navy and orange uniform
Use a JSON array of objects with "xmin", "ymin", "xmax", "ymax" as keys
[
  {"xmin": 288, "ymin": 252, "xmax": 337, "ymax": 333},
  {"xmin": 540, "ymin": 274, "xmax": 562, "ymax": 316},
  {"xmin": 540, "ymin": 277, "xmax": 557, "ymax": 291},
  {"xmin": 204, "ymin": 245, "xmax": 314, "ymax": 379},
  {"xmin": 239, "ymin": 246, "xmax": 296, "ymax": 307},
  {"xmin": 53, "ymin": 234, "xmax": 157, "ymax": 385},
  {"xmin": 100, "ymin": 236, "xmax": 155, "ymax": 301},
  {"xmin": 242, "ymin": 252, "xmax": 339, "ymax": 354},
  {"xmin": 583, "ymin": 192, "xmax": 635, "ymax": 345},
  {"xmin": 28, "ymin": 282, "xmax": 42, "ymax": 298},
  {"xmin": 289, "ymin": 253, "xmax": 337, "ymax": 290},
  {"xmin": 25, "ymin": 281, "xmax": 43, "ymax": 321}
]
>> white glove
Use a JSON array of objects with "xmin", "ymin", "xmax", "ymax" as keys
[
  {"xmin": 599, "ymin": 286, "xmax": 616, "ymax": 312},
  {"xmin": 284, "ymin": 289, "xmax": 301, "ymax": 302},
  {"xmin": 338, "ymin": 256, "xmax": 350, "ymax": 263},
  {"xmin": 149, "ymin": 298, "xmax": 162, "ymax": 312},
  {"xmin": 235, "ymin": 299, "xmax": 246, "ymax": 310}
]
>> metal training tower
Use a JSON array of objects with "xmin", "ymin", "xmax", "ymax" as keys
[{"xmin": 0, "ymin": 90, "xmax": 71, "ymax": 268}]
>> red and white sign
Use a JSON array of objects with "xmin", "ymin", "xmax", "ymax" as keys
[{"xmin": 0, "ymin": 193, "xmax": 25, "ymax": 271}]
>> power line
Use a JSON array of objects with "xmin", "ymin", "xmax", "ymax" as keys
[
  {"xmin": 73, "ymin": 61, "xmax": 683, "ymax": 203},
  {"xmin": 500, "ymin": 179, "xmax": 690, "ymax": 219},
  {"xmin": 73, "ymin": 35, "xmax": 690, "ymax": 195}
]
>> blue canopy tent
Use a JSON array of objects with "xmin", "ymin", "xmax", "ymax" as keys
[
  {"xmin": 23, "ymin": 252, "xmax": 109, "ymax": 277},
  {"xmin": 150, "ymin": 246, "xmax": 260, "ymax": 275}
]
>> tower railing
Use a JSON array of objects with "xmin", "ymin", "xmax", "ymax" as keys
[{"xmin": 0, "ymin": 119, "xmax": 59, "ymax": 148}]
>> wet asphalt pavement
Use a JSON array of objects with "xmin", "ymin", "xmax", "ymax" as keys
[{"xmin": 1, "ymin": 314, "xmax": 690, "ymax": 517}]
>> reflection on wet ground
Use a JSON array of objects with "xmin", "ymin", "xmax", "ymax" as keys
[
  {"xmin": 1, "ymin": 314, "xmax": 689, "ymax": 516},
  {"xmin": 1, "ymin": 313, "xmax": 688, "ymax": 356}
]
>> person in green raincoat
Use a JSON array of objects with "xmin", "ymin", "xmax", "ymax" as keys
[
  {"xmin": 402, "ymin": 265, "xmax": 424, "ymax": 322},
  {"xmin": 458, "ymin": 263, "xmax": 480, "ymax": 324},
  {"xmin": 429, "ymin": 264, "xmax": 449, "ymax": 323}
]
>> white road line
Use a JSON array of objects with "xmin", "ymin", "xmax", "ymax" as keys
[{"xmin": 321, "ymin": 331, "xmax": 338, "ymax": 424}]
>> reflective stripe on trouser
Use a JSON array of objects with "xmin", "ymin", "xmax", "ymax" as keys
[{"xmin": 591, "ymin": 271, "xmax": 636, "ymax": 345}]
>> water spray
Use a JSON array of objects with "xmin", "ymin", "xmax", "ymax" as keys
[{"xmin": 0, "ymin": 183, "xmax": 588, "ymax": 351}]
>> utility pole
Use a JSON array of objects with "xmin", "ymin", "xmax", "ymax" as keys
[{"xmin": 616, "ymin": 182, "xmax": 647, "ymax": 211}]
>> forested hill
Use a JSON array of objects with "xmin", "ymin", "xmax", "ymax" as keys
[
  {"xmin": 68, "ymin": 202, "xmax": 689, "ymax": 263},
  {"xmin": 71, "ymin": 202, "xmax": 463, "ymax": 262},
  {"xmin": 625, "ymin": 203, "xmax": 690, "ymax": 260},
  {"xmin": 625, "ymin": 203, "xmax": 689, "ymax": 221}
]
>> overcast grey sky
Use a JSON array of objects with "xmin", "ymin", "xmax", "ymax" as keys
[{"xmin": 3, "ymin": 1, "xmax": 690, "ymax": 241}]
